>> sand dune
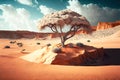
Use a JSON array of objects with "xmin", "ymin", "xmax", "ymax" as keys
[
  {"xmin": 20, "ymin": 46, "xmax": 57, "ymax": 64},
  {"xmin": 109, "ymin": 30, "xmax": 120, "ymax": 38},
  {"xmin": 0, "ymin": 56, "xmax": 120, "ymax": 80}
]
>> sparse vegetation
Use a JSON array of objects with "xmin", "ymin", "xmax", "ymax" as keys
[
  {"xmin": 22, "ymin": 49, "xmax": 26, "ymax": 51},
  {"xmin": 10, "ymin": 41, "xmax": 16, "ymax": 44},
  {"xmin": 76, "ymin": 43, "xmax": 84, "ymax": 47},
  {"xmin": 67, "ymin": 43, "xmax": 74, "ymax": 48},
  {"xmin": 4, "ymin": 45, "xmax": 10, "ymax": 48},
  {"xmin": 87, "ymin": 40, "xmax": 91, "ymax": 42},
  {"xmin": 21, "ymin": 49, "xmax": 29, "ymax": 54},
  {"xmin": 47, "ymin": 43, "xmax": 51, "ymax": 46},
  {"xmin": 36, "ymin": 42, "xmax": 40, "ymax": 45},
  {"xmin": 17, "ymin": 43, "xmax": 23, "ymax": 47},
  {"xmin": 52, "ymin": 47, "xmax": 61, "ymax": 53}
]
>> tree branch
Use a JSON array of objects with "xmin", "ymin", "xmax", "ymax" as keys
[
  {"xmin": 51, "ymin": 26, "xmax": 57, "ymax": 32},
  {"xmin": 63, "ymin": 25, "xmax": 81, "ymax": 41}
]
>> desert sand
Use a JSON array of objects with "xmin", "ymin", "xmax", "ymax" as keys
[{"xmin": 0, "ymin": 28, "xmax": 120, "ymax": 80}]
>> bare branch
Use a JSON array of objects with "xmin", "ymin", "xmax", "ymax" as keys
[
  {"xmin": 65, "ymin": 32, "xmax": 75, "ymax": 40},
  {"xmin": 51, "ymin": 26, "xmax": 57, "ymax": 33},
  {"xmin": 64, "ymin": 28, "xmax": 76, "ymax": 40},
  {"xmin": 63, "ymin": 25, "xmax": 82, "ymax": 41},
  {"xmin": 51, "ymin": 28, "xmax": 56, "ymax": 32},
  {"xmin": 63, "ymin": 26, "xmax": 74, "ymax": 41}
]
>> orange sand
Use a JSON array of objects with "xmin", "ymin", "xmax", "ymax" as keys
[{"xmin": 0, "ymin": 32, "xmax": 120, "ymax": 80}]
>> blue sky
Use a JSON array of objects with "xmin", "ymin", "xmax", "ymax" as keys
[{"xmin": 0, "ymin": 0, "xmax": 120, "ymax": 32}]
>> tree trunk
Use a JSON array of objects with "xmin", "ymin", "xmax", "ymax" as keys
[
  {"xmin": 60, "ymin": 35, "xmax": 65, "ymax": 47},
  {"xmin": 61, "ymin": 39, "xmax": 65, "ymax": 47}
]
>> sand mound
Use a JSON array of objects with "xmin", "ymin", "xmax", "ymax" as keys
[
  {"xmin": 20, "ymin": 46, "xmax": 57, "ymax": 64},
  {"xmin": 20, "ymin": 44, "xmax": 104, "ymax": 65},
  {"xmin": 109, "ymin": 30, "xmax": 120, "ymax": 38},
  {"xmin": 92, "ymin": 25, "xmax": 120, "ymax": 38}
]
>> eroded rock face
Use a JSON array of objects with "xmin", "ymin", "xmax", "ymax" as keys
[
  {"xmin": 0, "ymin": 30, "xmax": 89, "ymax": 39},
  {"xmin": 76, "ymin": 30, "xmax": 89, "ymax": 34},
  {"xmin": 0, "ymin": 31, "xmax": 49, "ymax": 39},
  {"xmin": 52, "ymin": 45, "xmax": 104, "ymax": 65},
  {"xmin": 20, "ymin": 43, "xmax": 104, "ymax": 65},
  {"xmin": 96, "ymin": 21, "xmax": 120, "ymax": 30}
]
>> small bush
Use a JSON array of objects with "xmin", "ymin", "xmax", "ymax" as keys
[
  {"xmin": 4, "ymin": 45, "xmax": 10, "ymax": 48},
  {"xmin": 87, "ymin": 40, "xmax": 91, "ymax": 42},
  {"xmin": 36, "ymin": 42, "xmax": 40, "ymax": 45},
  {"xmin": 46, "ymin": 43, "xmax": 51, "ymax": 46},
  {"xmin": 56, "ymin": 43, "xmax": 62, "ymax": 48},
  {"xmin": 10, "ymin": 41, "xmax": 13, "ymax": 44},
  {"xmin": 67, "ymin": 43, "xmax": 74, "ymax": 48},
  {"xmin": 10, "ymin": 41, "xmax": 16, "ymax": 44},
  {"xmin": 52, "ymin": 47, "xmax": 61, "ymax": 53},
  {"xmin": 22, "ymin": 49, "xmax": 26, "ymax": 51},
  {"xmin": 76, "ymin": 43, "xmax": 84, "ymax": 47},
  {"xmin": 17, "ymin": 43, "xmax": 23, "ymax": 47}
]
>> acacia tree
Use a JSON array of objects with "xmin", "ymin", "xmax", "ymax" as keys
[{"xmin": 38, "ymin": 9, "xmax": 91, "ymax": 47}]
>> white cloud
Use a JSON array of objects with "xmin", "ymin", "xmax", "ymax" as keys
[
  {"xmin": 34, "ymin": 0, "xmax": 38, "ymax": 5},
  {"xmin": 39, "ymin": 5, "xmax": 57, "ymax": 15},
  {"xmin": 0, "ymin": 4, "xmax": 39, "ymax": 32},
  {"xmin": 67, "ymin": 0, "xmax": 120, "ymax": 25},
  {"xmin": 16, "ymin": 0, "xmax": 33, "ymax": 6},
  {"xmin": 15, "ymin": 0, "xmax": 39, "ymax": 6}
]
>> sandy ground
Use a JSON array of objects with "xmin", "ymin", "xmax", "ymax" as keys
[{"xmin": 0, "ymin": 34, "xmax": 120, "ymax": 80}]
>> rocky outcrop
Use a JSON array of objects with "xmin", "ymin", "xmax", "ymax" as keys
[
  {"xmin": 96, "ymin": 21, "xmax": 120, "ymax": 30},
  {"xmin": 91, "ymin": 26, "xmax": 97, "ymax": 31},
  {"xmin": 76, "ymin": 30, "xmax": 88, "ymax": 34},
  {"xmin": 0, "ymin": 31, "xmax": 51, "ymax": 39},
  {"xmin": 52, "ymin": 45, "xmax": 104, "ymax": 65},
  {"xmin": 20, "ymin": 43, "xmax": 104, "ymax": 65}
]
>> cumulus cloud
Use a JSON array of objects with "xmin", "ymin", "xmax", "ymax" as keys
[
  {"xmin": 15, "ymin": 0, "xmax": 39, "ymax": 6},
  {"xmin": 0, "ymin": 4, "xmax": 39, "ymax": 31},
  {"xmin": 67, "ymin": 0, "xmax": 120, "ymax": 25},
  {"xmin": 16, "ymin": 0, "xmax": 33, "ymax": 6},
  {"xmin": 34, "ymin": 0, "xmax": 38, "ymax": 5},
  {"xmin": 39, "ymin": 5, "xmax": 57, "ymax": 15}
]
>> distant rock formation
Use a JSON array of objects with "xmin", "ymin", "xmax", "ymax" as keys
[
  {"xmin": 0, "ymin": 21, "xmax": 120, "ymax": 39},
  {"xmin": 0, "ymin": 30, "xmax": 90, "ymax": 39},
  {"xmin": 0, "ymin": 31, "xmax": 49, "ymax": 39},
  {"xmin": 96, "ymin": 21, "xmax": 120, "ymax": 30},
  {"xmin": 76, "ymin": 30, "xmax": 89, "ymax": 34}
]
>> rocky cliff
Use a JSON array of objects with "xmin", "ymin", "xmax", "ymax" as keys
[
  {"xmin": 0, "ymin": 30, "xmax": 90, "ymax": 39},
  {"xmin": 0, "ymin": 31, "xmax": 50, "ymax": 39},
  {"xmin": 96, "ymin": 21, "xmax": 120, "ymax": 30}
]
